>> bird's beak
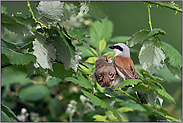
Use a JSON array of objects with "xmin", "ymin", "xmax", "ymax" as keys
[{"xmin": 109, "ymin": 46, "xmax": 115, "ymax": 49}]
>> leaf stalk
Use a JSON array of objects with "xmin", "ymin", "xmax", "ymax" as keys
[{"xmin": 147, "ymin": 3, "xmax": 153, "ymax": 31}]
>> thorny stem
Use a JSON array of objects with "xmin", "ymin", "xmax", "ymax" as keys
[
  {"xmin": 147, "ymin": 3, "xmax": 153, "ymax": 31},
  {"xmin": 113, "ymin": 86, "xmax": 181, "ymax": 122}
]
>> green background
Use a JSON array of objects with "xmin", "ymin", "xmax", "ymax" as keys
[{"xmin": 1, "ymin": 1, "xmax": 182, "ymax": 121}]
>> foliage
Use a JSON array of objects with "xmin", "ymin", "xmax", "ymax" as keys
[{"xmin": 1, "ymin": 1, "xmax": 182, "ymax": 122}]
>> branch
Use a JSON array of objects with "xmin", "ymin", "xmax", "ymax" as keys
[
  {"xmin": 146, "ymin": 1, "xmax": 182, "ymax": 13},
  {"xmin": 113, "ymin": 86, "xmax": 181, "ymax": 122}
]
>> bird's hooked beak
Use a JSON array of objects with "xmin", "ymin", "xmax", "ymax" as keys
[{"xmin": 109, "ymin": 46, "xmax": 115, "ymax": 49}]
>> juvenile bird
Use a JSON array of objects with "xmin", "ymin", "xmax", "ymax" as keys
[
  {"xmin": 93, "ymin": 54, "xmax": 120, "ymax": 88},
  {"xmin": 109, "ymin": 43, "xmax": 147, "ymax": 104}
]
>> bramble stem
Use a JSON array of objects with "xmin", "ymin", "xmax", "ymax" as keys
[
  {"xmin": 147, "ymin": 3, "xmax": 153, "ymax": 31},
  {"xmin": 27, "ymin": 1, "xmax": 39, "ymax": 24},
  {"xmin": 27, "ymin": 1, "xmax": 48, "ymax": 38},
  {"xmin": 113, "ymin": 86, "xmax": 181, "ymax": 122}
]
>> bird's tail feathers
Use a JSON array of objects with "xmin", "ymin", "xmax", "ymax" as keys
[
  {"xmin": 101, "ymin": 74, "xmax": 111, "ymax": 87},
  {"xmin": 136, "ymin": 92, "xmax": 147, "ymax": 104}
]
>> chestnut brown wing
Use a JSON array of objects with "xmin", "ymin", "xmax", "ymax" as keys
[{"xmin": 113, "ymin": 56, "xmax": 138, "ymax": 79}]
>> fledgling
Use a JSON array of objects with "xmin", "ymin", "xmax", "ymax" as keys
[
  {"xmin": 93, "ymin": 54, "xmax": 120, "ymax": 88},
  {"xmin": 109, "ymin": 43, "xmax": 147, "ymax": 104}
]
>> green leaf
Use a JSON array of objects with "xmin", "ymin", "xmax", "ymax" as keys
[
  {"xmin": 165, "ymin": 59, "xmax": 182, "ymax": 79},
  {"xmin": 117, "ymin": 107, "xmax": 133, "ymax": 113},
  {"xmin": 103, "ymin": 51, "xmax": 115, "ymax": 57},
  {"xmin": 27, "ymin": 63, "xmax": 44, "ymax": 77},
  {"xmin": 1, "ymin": 47, "xmax": 36, "ymax": 65},
  {"xmin": 67, "ymin": 75, "xmax": 93, "ymax": 89},
  {"xmin": 1, "ymin": 111, "xmax": 12, "ymax": 122},
  {"xmin": 139, "ymin": 40, "xmax": 166, "ymax": 74},
  {"xmin": 146, "ymin": 90, "xmax": 157, "ymax": 107},
  {"xmin": 147, "ymin": 28, "xmax": 166, "ymax": 37},
  {"xmin": 122, "ymin": 103, "xmax": 146, "ymax": 112},
  {"xmin": 56, "ymin": 25, "xmax": 75, "ymax": 59},
  {"xmin": 2, "ymin": 40, "xmax": 18, "ymax": 50},
  {"xmin": 1, "ymin": 14, "xmax": 30, "ymax": 35},
  {"xmin": 33, "ymin": 33, "xmax": 56, "ymax": 71},
  {"xmin": 1, "ymin": 71, "xmax": 31, "ymax": 86},
  {"xmin": 132, "ymin": 84, "xmax": 147, "ymax": 93},
  {"xmin": 48, "ymin": 98, "xmax": 62, "ymax": 118},
  {"xmin": 86, "ymin": 45, "xmax": 98, "ymax": 57},
  {"xmin": 99, "ymin": 39, "xmax": 106, "ymax": 52},
  {"xmin": 141, "ymin": 69, "xmax": 164, "ymax": 82},
  {"xmin": 13, "ymin": 13, "xmax": 35, "ymax": 29},
  {"xmin": 1, "ymin": 54, "xmax": 10, "ymax": 65},
  {"xmin": 89, "ymin": 18, "xmax": 113, "ymax": 48},
  {"xmin": 160, "ymin": 41, "xmax": 182, "ymax": 68},
  {"xmin": 19, "ymin": 85, "xmax": 49, "ymax": 101},
  {"xmin": 85, "ymin": 56, "xmax": 98, "ymax": 64},
  {"xmin": 92, "ymin": 114, "xmax": 107, "ymax": 122},
  {"xmin": 1, "ymin": 5, "xmax": 7, "ymax": 14},
  {"xmin": 78, "ymin": 63, "xmax": 93, "ymax": 75},
  {"xmin": 110, "ymin": 36, "xmax": 131, "ymax": 43},
  {"xmin": 88, "ymin": 2, "xmax": 108, "ymax": 21},
  {"xmin": 156, "ymin": 89, "xmax": 175, "ymax": 104},
  {"xmin": 126, "ymin": 29, "xmax": 150, "ymax": 47},
  {"xmin": 154, "ymin": 65, "xmax": 180, "ymax": 83},
  {"xmin": 68, "ymin": 28, "xmax": 88, "ymax": 40},
  {"xmin": 37, "ymin": 1, "xmax": 79, "ymax": 25},
  {"xmin": 51, "ymin": 36, "xmax": 72, "ymax": 70},
  {"xmin": 151, "ymin": 80, "xmax": 165, "ymax": 91},
  {"xmin": 48, "ymin": 63, "xmax": 74, "ymax": 80},
  {"xmin": 82, "ymin": 90, "xmax": 122, "ymax": 122},
  {"xmin": 1, "ymin": 104, "xmax": 19, "ymax": 122},
  {"xmin": 46, "ymin": 78, "xmax": 62, "ymax": 87},
  {"xmin": 119, "ymin": 79, "xmax": 142, "ymax": 87}
]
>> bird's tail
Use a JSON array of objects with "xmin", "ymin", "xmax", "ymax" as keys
[
  {"xmin": 136, "ymin": 92, "xmax": 147, "ymax": 104},
  {"xmin": 132, "ymin": 84, "xmax": 147, "ymax": 104}
]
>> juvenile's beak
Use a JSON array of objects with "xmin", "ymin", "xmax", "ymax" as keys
[
  {"xmin": 108, "ymin": 57, "xmax": 112, "ymax": 61},
  {"xmin": 109, "ymin": 46, "xmax": 115, "ymax": 49},
  {"xmin": 107, "ymin": 54, "xmax": 110, "ymax": 57}
]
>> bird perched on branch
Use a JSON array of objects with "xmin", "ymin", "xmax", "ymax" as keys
[
  {"xmin": 109, "ymin": 43, "xmax": 147, "ymax": 104},
  {"xmin": 93, "ymin": 54, "xmax": 120, "ymax": 88}
]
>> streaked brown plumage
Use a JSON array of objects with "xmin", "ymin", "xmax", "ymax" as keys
[{"xmin": 93, "ymin": 55, "xmax": 120, "ymax": 88}]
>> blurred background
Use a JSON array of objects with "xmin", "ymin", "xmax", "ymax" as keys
[{"xmin": 1, "ymin": 1, "xmax": 182, "ymax": 122}]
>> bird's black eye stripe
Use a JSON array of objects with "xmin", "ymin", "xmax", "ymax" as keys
[{"xmin": 114, "ymin": 45, "xmax": 123, "ymax": 51}]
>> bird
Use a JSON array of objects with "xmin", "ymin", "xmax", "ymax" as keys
[
  {"xmin": 109, "ymin": 43, "xmax": 147, "ymax": 104},
  {"xmin": 93, "ymin": 54, "xmax": 120, "ymax": 88}
]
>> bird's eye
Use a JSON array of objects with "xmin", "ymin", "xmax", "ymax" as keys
[
  {"xmin": 116, "ymin": 46, "xmax": 123, "ymax": 51},
  {"xmin": 113, "ymin": 45, "xmax": 123, "ymax": 51},
  {"xmin": 105, "ymin": 58, "xmax": 108, "ymax": 61}
]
